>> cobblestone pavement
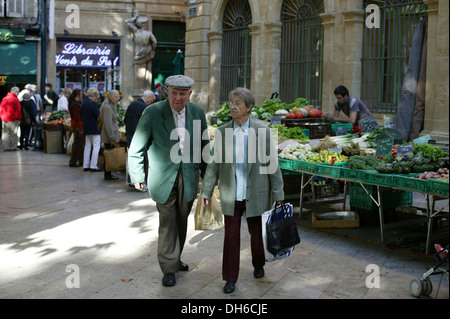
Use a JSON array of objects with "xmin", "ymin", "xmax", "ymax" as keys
[{"xmin": 0, "ymin": 149, "xmax": 448, "ymax": 301}]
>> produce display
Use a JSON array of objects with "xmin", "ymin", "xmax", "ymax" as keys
[
  {"xmin": 214, "ymin": 98, "xmax": 289, "ymax": 126},
  {"xmin": 269, "ymin": 124, "xmax": 309, "ymax": 142},
  {"xmin": 285, "ymin": 98, "xmax": 322, "ymax": 119},
  {"xmin": 413, "ymin": 168, "xmax": 449, "ymax": 181},
  {"xmin": 279, "ymin": 143, "xmax": 315, "ymax": 160},
  {"xmin": 278, "ymin": 142, "xmax": 347, "ymax": 163},
  {"xmin": 306, "ymin": 150, "xmax": 348, "ymax": 164},
  {"xmin": 211, "ymin": 96, "xmax": 449, "ymax": 198},
  {"xmin": 43, "ymin": 110, "xmax": 68, "ymax": 124},
  {"xmin": 347, "ymin": 155, "xmax": 382, "ymax": 170}
]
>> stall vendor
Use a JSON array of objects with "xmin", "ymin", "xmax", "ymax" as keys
[{"xmin": 323, "ymin": 85, "xmax": 373, "ymax": 134}]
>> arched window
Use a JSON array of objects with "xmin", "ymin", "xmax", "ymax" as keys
[
  {"xmin": 361, "ymin": 0, "xmax": 427, "ymax": 113},
  {"xmin": 220, "ymin": 0, "xmax": 252, "ymax": 102},
  {"xmin": 280, "ymin": 0, "xmax": 324, "ymax": 106}
]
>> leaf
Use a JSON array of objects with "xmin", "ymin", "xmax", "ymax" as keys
[{"xmin": 121, "ymin": 278, "xmax": 133, "ymax": 283}]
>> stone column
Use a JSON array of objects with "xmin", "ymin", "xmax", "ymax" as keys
[
  {"xmin": 262, "ymin": 21, "xmax": 283, "ymax": 102},
  {"xmin": 320, "ymin": 11, "xmax": 336, "ymax": 113},
  {"xmin": 423, "ymin": 0, "xmax": 449, "ymax": 141},
  {"xmin": 208, "ymin": 30, "xmax": 223, "ymax": 110},
  {"xmin": 248, "ymin": 23, "xmax": 262, "ymax": 104},
  {"xmin": 185, "ymin": 0, "xmax": 211, "ymax": 109},
  {"xmin": 341, "ymin": 8, "xmax": 365, "ymax": 98}
]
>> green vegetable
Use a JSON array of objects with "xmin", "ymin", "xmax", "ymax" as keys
[
  {"xmin": 413, "ymin": 143, "xmax": 447, "ymax": 162},
  {"xmin": 347, "ymin": 155, "xmax": 382, "ymax": 170},
  {"xmin": 329, "ymin": 133, "xmax": 360, "ymax": 147},
  {"xmin": 382, "ymin": 154, "xmax": 395, "ymax": 163},
  {"xmin": 215, "ymin": 103, "xmax": 232, "ymax": 124},
  {"xmin": 268, "ymin": 124, "xmax": 309, "ymax": 142},
  {"xmin": 47, "ymin": 110, "xmax": 67, "ymax": 121}
]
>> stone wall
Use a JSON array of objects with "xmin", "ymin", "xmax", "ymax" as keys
[{"xmin": 185, "ymin": 0, "xmax": 448, "ymax": 141}]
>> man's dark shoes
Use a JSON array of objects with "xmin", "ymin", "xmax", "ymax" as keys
[
  {"xmin": 223, "ymin": 281, "xmax": 236, "ymax": 294},
  {"xmin": 179, "ymin": 262, "xmax": 189, "ymax": 272},
  {"xmin": 254, "ymin": 267, "xmax": 265, "ymax": 279},
  {"xmin": 69, "ymin": 163, "xmax": 81, "ymax": 167},
  {"xmin": 104, "ymin": 173, "xmax": 118, "ymax": 180},
  {"xmin": 90, "ymin": 169, "xmax": 102, "ymax": 172},
  {"xmin": 162, "ymin": 273, "xmax": 176, "ymax": 287}
]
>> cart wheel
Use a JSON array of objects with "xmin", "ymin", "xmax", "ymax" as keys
[
  {"xmin": 422, "ymin": 278, "xmax": 433, "ymax": 296},
  {"xmin": 410, "ymin": 278, "xmax": 423, "ymax": 297}
]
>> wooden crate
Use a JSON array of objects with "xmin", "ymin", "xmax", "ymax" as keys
[
  {"xmin": 44, "ymin": 130, "xmax": 63, "ymax": 154},
  {"xmin": 312, "ymin": 212, "xmax": 360, "ymax": 228}
]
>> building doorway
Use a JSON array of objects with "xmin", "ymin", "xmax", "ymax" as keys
[{"xmin": 151, "ymin": 21, "xmax": 185, "ymax": 88}]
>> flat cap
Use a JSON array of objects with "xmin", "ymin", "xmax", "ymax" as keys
[{"xmin": 165, "ymin": 75, "xmax": 195, "ymax": 89}]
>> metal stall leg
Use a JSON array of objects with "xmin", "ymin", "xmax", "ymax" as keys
[
  {"xmin": 299, "ymin": 172, "xmax": 304, "ymax": 219},
  {"xmin": 343, "ymin": 180, "xmax": 348, "ymax": 211},
  {"xmin": 377, "ymin": 185, "xmax": 385, "ymax": 244}
]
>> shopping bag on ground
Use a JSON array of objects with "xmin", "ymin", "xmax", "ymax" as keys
[
  {"xmin": 262, "ymin": 202, "xmax": 300, "ymax": 262},
  {"xmin": 104, "ymin": 146, "xmax": 127, "ymax": 172},
  {"xmin": 194, "ymin": 188, "xmax": 223, "ymax": 231},
  {"xmin": 67, "ymin": 133, "xmax": 74, "ymax": 154}
]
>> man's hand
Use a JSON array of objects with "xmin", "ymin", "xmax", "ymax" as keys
[{"xmin": 134, "ymin": 183, "xmax": 144, "ymax": 191}]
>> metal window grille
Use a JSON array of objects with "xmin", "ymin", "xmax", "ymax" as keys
[
  {"xmin": 362, "ymin": 0, "xmax": 427, "ymax": 113},
  {"xmin": 220, "ymin": 0, "xmax": 252, "ymax": 103},
  {"xmin": 6, "ymin": 0, "xmax": 24, "ymax": 18},
  {"xmin": 280, "ymin": 0, "xmax": 324, "ymax": 106}
]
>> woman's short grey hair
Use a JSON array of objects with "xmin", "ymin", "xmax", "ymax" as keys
[
  {"xmin": 108, "ymin": 90, "xmax": 119, "ymax": 99},
  {"xmin": 157, "ymin": 85, "xmax": 168, "ymax": 100},
  {"xmin": 229, "ymin": 87, "xmax": 255, "ymax": 110},
  {"xmin": 86, "ymin": 87, "xmax": 99, "ymax": 97},
  {"xmin": 64, "ymin": 88, "xmax": 72, "ymax": 96}
]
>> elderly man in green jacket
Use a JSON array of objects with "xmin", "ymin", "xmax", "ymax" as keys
[{"xmin": 128, "ymin": 75, "xmax": 209, "ymax": 287}]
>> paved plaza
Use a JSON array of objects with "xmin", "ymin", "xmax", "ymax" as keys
[{"xmin": 0, "ymin": 149, "xmax": 448, "ymax": 301}]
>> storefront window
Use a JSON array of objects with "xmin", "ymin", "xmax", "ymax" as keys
[
  {"xmin": 55, "ymin": 38, "xmax": 119, "ymax": 94},
  {"xmin": 57, "ymin": 68, "xmax": 106, "ymax": 93}
]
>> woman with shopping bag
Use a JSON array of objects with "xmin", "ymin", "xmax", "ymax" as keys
[
  {"xmin": 98, "ymin": 90, "xmax": 122, "ymax": 180},
  {"xmin": 201, "ymin": 87, "xmax": 284, "ymax": 294}
]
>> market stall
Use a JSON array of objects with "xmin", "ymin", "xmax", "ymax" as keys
[
  {"xmin": 41, "ymin": 110, "xmax": 70, "ymax": 154},
  {"xmin": 210, "ymin": 96, "xmax": 449, "ymax": 254}
]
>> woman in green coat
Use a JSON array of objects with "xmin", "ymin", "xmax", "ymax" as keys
[{"xmin": 201, "ymin": 87, "xmax": 284, "ymax": 294}]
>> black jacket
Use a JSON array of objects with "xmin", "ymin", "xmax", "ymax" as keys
[
  {"xmin": 124, "ymin": 98, "xmax": 148, "ymax": 147},
  {"xmin": 82, "ymin": 98, "xmax": 101, "ymax": 135},
  {"xmin": 20, "ymin": 100, "xmax": 36, "ymax": 126}
]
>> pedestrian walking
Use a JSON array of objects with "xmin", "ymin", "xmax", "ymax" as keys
[
  {"xmin": 128, "ymin": 75, "xmax": 209, "ymax": 287},
  {"xmin": 0, "ymin": 87, "xmax": 22, "ymax": 151},
  {"xmin": 68, "ymin": 88, "xmax": 85, "ymax": 167},
  {"xmin": 98, "ymin": 90, "xmax": 121, "ymax": 180},
  {"xmin": 124, "ymin": 90, "xmax": 154, "ymax": 190},
  {"xmin": 82, "ymin": 88, "xmax": 102, "ymax": 172},
  {"xmin": 201, "ymin": 87, "xmax": 284, "ymax": 294}
]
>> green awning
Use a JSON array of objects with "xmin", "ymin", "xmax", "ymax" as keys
[{"xmin": 0, "ymin": 42, "xmax": 37, "ymax": 75}]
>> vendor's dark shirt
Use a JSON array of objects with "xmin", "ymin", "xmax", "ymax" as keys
[{"xmin": 334, "ymin": 95, "xmax": 372, "ymax": 124}]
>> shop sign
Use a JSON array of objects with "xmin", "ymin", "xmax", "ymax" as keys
[
  {"xmin": 0, "ymin": 75, "xmax": 7, "ymax": 86},
  {"xmin": 376, "ymin": 138, "xmax": 394, "ymax": 156},
  {"xmin": 0, "ymin": 29, "xmax": 26, "ymax": 43},
  {"xmin": 56, "ymin": 41, "xmax": 120, "ymax": 68}
]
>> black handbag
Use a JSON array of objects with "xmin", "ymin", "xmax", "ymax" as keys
[{"xmin": 266, "ymin": 204, "xmax": 300, "ymax": 255}]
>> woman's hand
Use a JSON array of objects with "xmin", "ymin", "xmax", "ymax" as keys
[{"xmin": 202, "ymin": 197, "xmax": 210, "ymax": 207}]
